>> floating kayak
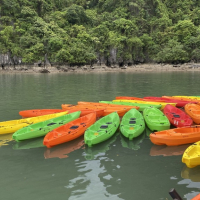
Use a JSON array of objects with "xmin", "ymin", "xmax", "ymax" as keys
[
  {"xmin": 185, "ymin": 104, "xmax": 200, "ymax": 124},
  {"xmin": 182, "ymin": 141, "xmax": 200, "ymax": 168},
  {"xmin": 120, "ymin": 108, "xmax": 145, "ymax": 140},
  {"xmin": 144, "ymin": 96, "xmax": 197, "ymax": 107},
  {"xmin": 191, "ymin": 193, "xmax": 200, "ymax": 200},
  {"xmin": 113, "ymin": 99, "xmax": 176, "ymax": 110},
  {"xmin": 143, "ymin": 107, "xmax": 170, "ymax": 131},
  {"xmin": 84, "ymin": 112, "xmax": 120, "ymax": 147},
  {"xmin": 63, "ymin": 104, "xmax": 129, "ymax": 117},
  {"xmin": 77, "ymin": 101, "xmax": 140, "ymax": 111},
  {"xmin": 163, "ymin": 104, "xmax": 193, "ymax": 127},
  {"xmin": 0, "ymin": 111, "xmax": 68, "ymax": 135},
  {"xmin": 12, "ymin": 111, "xmax": 81, "ymax": 142},
  {"xmin": 19, "ymin": 109, "xmax": 66, "ymax": 118},
  {"xmin": 61, "ymin": 105, "xmax": 104, "ymax": 118},
  {"xmin": 99, "ymin": 101, "xmax": 162, "ymax": 111},
  {"xmin": 43, "ymin": 112, "xmax": 96, "ymax": 148},
  {"xmin": 150, "ymin": 126, "xmax": 200, "ymax": 146}
]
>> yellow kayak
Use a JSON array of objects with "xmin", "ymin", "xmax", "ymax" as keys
[
  {"xmin": 113, "ymin": 99, "xmax": 176, "ymax": 110},
  {"xmin": 0, "ymin": 111, "xmax": 68, "ymax": 135},
  {"xmin": 173, "ymin": 96, "xmax": 200, "ymax": 100},
  {"xmin": 182, "ymin": 141, "xmax": 200, "ymax": 168}
]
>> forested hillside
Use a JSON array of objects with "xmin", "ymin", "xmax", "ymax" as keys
[{"xmin": 0, "ymin": 0, "xmax": 200, "ymax": 66}]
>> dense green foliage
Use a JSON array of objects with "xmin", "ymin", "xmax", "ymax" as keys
[{"xmin": 0, "ymin": 0, "xmax": 200, "ymax": 65}]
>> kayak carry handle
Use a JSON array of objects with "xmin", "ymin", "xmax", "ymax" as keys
[{"xmin": 169, "ymin": 188, "xmax": 182, "ymax": 200}]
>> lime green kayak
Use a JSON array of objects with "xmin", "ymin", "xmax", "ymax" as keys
[
  {"xmin": 84, "ymin": 112, "xmax": 120, "ymax": 147},
  {"xmin": 99, "ymin": 101, "xmax": 162, "ymax": 111},
  {"xmin": 143, "ymin": 107, "xmax": 170, "ymax": 131},
  {"xmin": 120, "ymin": 108, "xmax": 145, "ymax": 140},
  {"xmin": 12, "ymin": 111, "xmax": 81, "ymax": 142}
]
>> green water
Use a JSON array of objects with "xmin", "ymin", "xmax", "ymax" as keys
[{"xmin": 0, "ymin": 71, "xmax": 200, "ymax": 200}]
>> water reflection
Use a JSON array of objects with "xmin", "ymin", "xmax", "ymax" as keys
[
  {"xmin": 150, "ymin": 144, "xmax": 190, "ymax": 157},
  {"xmin": 84, "ymin": 132, "xmax": 119, "ymax": 160},
  {"xmin": 65, "ymin": 153, "xmax": 124, "ymax": 199},
  {"xmin": 13, "ymin": 137, "xmax": 45, "ymax": 150},
  {"xmin": 0, "ymin": 133, "xmax": 13, "ymax": 146},
  {"xmin": 181, "ymin": 165, "xmax": 200, "ymax": 182},
  {"xmin": 120, "ymin": 131, "xmax": 145, "ymax": 150},
  {"xmin": 44, "ymin": 136, "xmax": 84, "ymax": 159}
]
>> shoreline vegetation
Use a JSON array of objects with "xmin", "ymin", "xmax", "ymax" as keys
[{"xmin": 1, "ymin": 63, "xmax": 200, "ymax": 74}]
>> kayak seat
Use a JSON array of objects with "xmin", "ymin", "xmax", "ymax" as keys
[
  {"xmin": 106, "ymin": 122, "xmax": 112, "ymax": 124},
  {"xmin": 47, "ymin": 122, "xmax": 57, "ymax": 126},
  {"xmin": 173, "ymin": 114, "xmax": 180, "ymax": 118},
  {"xmin": 130, "ymin": 118, "xmax": 136, "ymax": 120},
  {"xmin": 100, "ymin": 125, "xmax": 108, "ymax": 129},
  {"xmin": 129, "ymin": 121, "xmax": 136, "ymax": 124},
  {"xmin": 69, "ymin": 125, "xmax": 79, "ymax": 129}
]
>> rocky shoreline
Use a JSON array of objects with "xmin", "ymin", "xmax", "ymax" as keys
[{"xmin": 1, "ymin": 63, "xmax": 200, "ymax": 73}]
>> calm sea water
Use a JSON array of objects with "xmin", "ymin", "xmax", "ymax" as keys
[{"xmin": 0, "ymin": 71, "xmax": 200, "ymax": 200}]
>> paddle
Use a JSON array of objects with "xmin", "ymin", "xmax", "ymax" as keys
[{"xmin": 169, "ymin": 188, "xmax": 182, "ymax": 200}]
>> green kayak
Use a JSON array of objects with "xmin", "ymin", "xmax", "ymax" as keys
[
  {"xmin": 12, "ymin": 111, "xmax": 81, "ymax": 142},
  {"xmin": 84, "ymin": 112, "xmax": 120, "ymax": 147},
  {"xmin": 120, "ymin": 108, "xmax": 145, "ymax": 140},
  {"xmin": 143, "ymin": 107, "xmax": 170, "ymax": 132},
  {"xmin": 99, "ymin": 101, "xmax": 162, "ymax": 111}
]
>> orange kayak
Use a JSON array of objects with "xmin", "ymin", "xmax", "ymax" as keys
[
  {"xmin": 44, "ymin": 136, "xmax": 84, "ymax": 159},
  {"xmin": 150, "ymin": 126, "xmax": 200, "ymax": 146},
  {"xmin": 191, "ymin": 194, "xmax": 200, "ymax": 200},
  {"xmin": 43, "ymin": 112, "xmax": 96, "ymax": 148},
  {"xmin": 19, "ymin": 109, "xmax": 66, "ymax": 118},
  {"xmin": 68, "ymin": 109, "xmax": 104, "ymax": 118},
  {"xmin": 62, "ymin": 104, "xmax": 131, "ymax": 117},
  {"xmin": 185, "ymin": 104, "xmax": 200, "ymax": 124}
]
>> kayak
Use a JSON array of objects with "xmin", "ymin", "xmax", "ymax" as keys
[
  {"xmin": 0, "ymin": 111, "xmax": 68, "ymax": 135},
  {"xmin": 63, "ymin": 104, "xmax": 129, "ymax": 117},
  {"xmin": 144, "ymin": 96, "xmax": 197, "ymax": 107},
  {"xmin": 143, "ymin": 107, "xmax": 170, "ymax": 131},
  {"xmin": 120, "ymin": 108, "xmax": 145, "ymax": 140},
  {"xmin": 19, "ymin": 109, "xmax": 66, "ymax": 118},
  {"xmin": 163, "ymin": 104, "xmax": 193, "ymax": 127},
  {"xmin": 84, "ymin": 112, "xmax": 120, "ymax": 147},
  {"xmin": 182, "ymin": 141, "xmax": 200, "ymax": 168},
  {"xmin": 61, "ymin": 105, "xmax": 104, "ymax": 118},
  {"xmin": 77, "ymin": 101, "xmax": 140, "ymax": 112},
  {"xmin": 163, "ymin": 96, "xmax": 200, "ymax": 105},
  {"xmin": 191, "ymin": 194, "xmax": 200, "ymax": 200},
  {"xmin": 43, "ymin": 112, "xmax": 96, "ymax": 148},
  {"xmin": 150, "ymin": 126, "xmax": 200, "ymax": 146},
  {"xmin": 99, "ymin": 101, "xmax": 162, "ymax": 111},
  {"xmin": 185, "ymin": 104, "xmax": 200, "ymax": 124},
  {"xmin": 113, "ymin": 99, "xmax": 176, "ymax": 110},
  {"xmin": 12, "ymin": 111, "xmax": 81, "ymax": 142}
]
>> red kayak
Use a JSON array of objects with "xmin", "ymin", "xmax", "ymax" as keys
[
  {"xmin": 144, "ymin": 96, "xmax": 197, "ymax": 107},
  {"xmin": 43, "ymin": 112, "xmax": 96, "ymax": 148},
  {"xmin": 163, "ymin": 104, "xmax": 193, "ymax": 127}
]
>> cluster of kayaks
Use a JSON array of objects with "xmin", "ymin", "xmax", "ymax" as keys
[{"xmin": 2, "ymin": 95, "xmax": 200, "ymax": 170}]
